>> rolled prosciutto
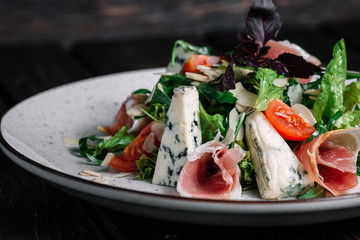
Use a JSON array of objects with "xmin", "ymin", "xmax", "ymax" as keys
[
  {"xmin": 177, "ymin": 139, "xmax": 245, "ymax": 200},
  {"xmin": 296, "ymin": 128, "xmax": 360, "ymax": 196},
  {"xmin": 108, "ymin": 121, "xmax": 165, "ymax": 171},
  {"xmin": 99, "ymin": 93, "xmax": 151, "ymax": 136}
]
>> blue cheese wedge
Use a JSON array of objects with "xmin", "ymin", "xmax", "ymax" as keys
[
  {"xmin": 245, "ymin": 111, "xmax": 314, "ymax": 199},
  {"xmin": 152, "ymin": 86, "xmax": 202, "ymax": 187}
]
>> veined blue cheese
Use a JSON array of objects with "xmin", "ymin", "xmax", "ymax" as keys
[
  {"xmin": 152, "ymin": 86, "xmax": 202, "ymax": 187},
  {"xmin": 245, "ymin": 111, "xmax": 314, "ymax": 199}
]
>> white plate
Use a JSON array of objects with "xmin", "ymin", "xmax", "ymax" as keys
[{"xmin": 1, "ymin": 68, "xmax": 360, "ymax": 226}]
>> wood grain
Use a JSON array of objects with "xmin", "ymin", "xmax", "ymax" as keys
[{"xmin": 1, "ymin": 0, "xmax": 360, "ymax": 43}]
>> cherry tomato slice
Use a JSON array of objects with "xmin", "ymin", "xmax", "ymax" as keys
[
  {"xmin": 181, "ymin": 55, "xmax": 220, "ymax": 74},
  {"xmin": 264, "ymin": 100, "xmax": 316, "ymax": 141}
]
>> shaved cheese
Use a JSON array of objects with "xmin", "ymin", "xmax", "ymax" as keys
[
  {"xmin": 185, "ymin": 72, "xmax": 209, "ymax": 82},
  {"xmin": 304, "ymin": 89, "xmax": 320, "ymax": 96},
  {"xmin": 222, "ymin": 108, "xmax": 244, "ymax": 145},
  {"xmin": 62, "ymin": 136, "xmax": 79, "ymax": 146},
  {"xmin": 80, "ymin": 169, "xmax": 102, "ymax": 177},
  {"xmin": 230, "ymin": 82, "xmax": 257, "ymax": 112},
  {"xmin": 273, "ymin": 78, "xmax": 288, "ymax": 87},
  {"xmin": 288, "ymin": 84, "xmax": 303, "ymax": 106},
  {"xmin": 113, "ymin": 172, "xmax": 133, "ymax": 178},
  {"xmin": 292, "ymin": 104, "xmax": 317, "ymax": 126},
  {"xmin": 92, "ymin": 178, "xmax": 109, "ymax": 185},
  {"xmin": 101, "ymin": 152, "xmax": 115, "ymax": 167},
  {"xmin": 126, "ymin": 104, "xmax": 145, "ymax": 117}
]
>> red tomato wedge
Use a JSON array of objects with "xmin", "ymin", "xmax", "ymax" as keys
[
  {"xmin": 108, "ymin": 122, "xmax": 157, "ymax": 171},
  {"xmin": 264, "ymin": 100, "xmax": 316, "ymax": 141},
  {"xmin": 181, "ymin": 55, "xmax": 220, "ymax": 74}
]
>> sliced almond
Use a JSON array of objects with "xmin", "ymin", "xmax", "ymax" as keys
[
  {"xmin": 113, "ymin": 172, "xmax": 133, "ymax": 178},
  {"xmin": 81, "ymin": 169, "xmax": 102, "ymax": 177}
]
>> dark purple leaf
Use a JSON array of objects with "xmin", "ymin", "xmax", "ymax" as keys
[
  {"xmin": 276, "ymin": 53, "xmax": 321, "ymax": 78},
  {"xmin": 246, "ymin": 0, "xmax": 282, "ymax": 47},
  {"xmin": 258, "ymin": 46, "xmax": 270, "ymax": 57},
  {"xmin": 234, "ymin": 41, "xmax": 259, "ymax": 57},
  {"xmin": 262, "ymin": 58, "xmax": 288, "ymax": 76},
  {"xmin": 218, "ymin": 64, "xmax": 236, "ymax": 92}
]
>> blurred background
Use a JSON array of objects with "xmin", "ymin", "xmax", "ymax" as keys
[{"xmin": 1, "ymin": 0, "xmax": 359, "ymax": 44}]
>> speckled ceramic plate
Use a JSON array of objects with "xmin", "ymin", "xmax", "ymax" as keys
[{"xmin": 1, "ymin": 68, "xmax": 360, "ymax": 226}]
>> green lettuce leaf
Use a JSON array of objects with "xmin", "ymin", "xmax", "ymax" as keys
[
  {"xmin": 199, "ymin": 103, "xmax": 226, "ymax": 142},
  {"xmin": 332, "ymin": 110, "xmax": 360, "ymax": 129},
  {"xmin": 253, "ymin": 68, "xmax": 284, "ymax": 111},
  {"xmin": 343, "ymin": 82, "xmax": 360, "ymax": 111},
  {"xmin": 238, "ymin": 151, "xmax": 256, "ymax": 190},
  {"xmin": 136, "ymin": 148, "xmax": 159, "ymax": 180},
  {"xmin": 313, "ymin": 39, "xmax": 347, "ymax": 124}
]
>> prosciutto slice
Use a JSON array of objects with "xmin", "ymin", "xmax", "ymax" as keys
[
  {"xmin": 296, "ymin": 128, "xmax": 360, "ymax": 196},
  {"xmin": 177, "ymin": 139, "xmax": 245, "ymax": 200},
  {"xmin": 108, "ymin": 121, "xmax": 165, "ymax": 171},
  {"xmin": 99, "ymin": 93, "xmax": 151, "ymax": 136}
]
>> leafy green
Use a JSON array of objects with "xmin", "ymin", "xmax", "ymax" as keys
[
  {"xmin": 132, "ymin": 89, "xmax": 151, "ymax": 94},
  {"xmin": 313, "ymin": 39, "xmax": 347, "ymax": 124},
  {"xmin": 346, "ymin": 71, "xmax": 360, "ymax": 79},
  {"xmin": 332, "ymin": 110, "xmax": 360, "ymax": 129},
  {"xmin": 238, "ymin": 151, "xmax": 256, "ymax": 190},
  {"xmin": 199, "ymin": 103, "xmax": 226, "ymax": 142},
  {"xmin": 78, "ymin": 126, "xmax": 135, "ymax": 165},
  {"xmin": 170, "ymin": 40, "xmax": 211, "ymax": 66},
  {"xmin": 253, "ymin": 68, "xmax": 284, "ymax": 111},
  {"xmin": 231, "ymin": 112, "xmax": 246, "ymax": 148},
  {"xmin": 304, "ymin": 111, "xmax": 343, "ymax": 144},
  {"xmin": 299, "ymin": 184, "xmax": 326, "ymax": 199},
  {"xmin": 78, "ymin": 136, "xmax": 108, "ymax": 165},
  {"xmin": 98, "ymin": 127, "xmax": 135, "ymax": 151},
  {"xmin": 158, "ymin": 75, "xmax": 193, "ymax": 96},
  {"xmin": 343, "ymin": 82, "xmax": 360, "ymax": 111},
  {"xmin": 136, "ymin": 148, "xmax": 159, "ymax": 180}
]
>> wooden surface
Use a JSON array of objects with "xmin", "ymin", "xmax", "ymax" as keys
[
  {"xmin": 1, "ymin": 0, "xmax": 360, "ymax": 43},
  {"xmin": 1, "ymin": 23, "xmax": 360, "ymax": 239}
]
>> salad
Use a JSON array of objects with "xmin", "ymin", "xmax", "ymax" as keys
[{"xmin": 76, "ymin": 0, "xmax": 360, "ymax": 200}]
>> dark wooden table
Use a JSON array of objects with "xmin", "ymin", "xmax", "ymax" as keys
[{"xmin": 1, "ymin": 22, "xmax": 360, "ymax": 239}]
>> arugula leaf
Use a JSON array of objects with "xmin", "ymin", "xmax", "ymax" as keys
[
  {"xmin": 79, "ymin": 136, "xmax": 106, "ymax": 157},
  {"xmin": 78, "ymin": 127, "xmax": 135, "ymax": 165},
  {"xmin": 170, "ymin": 40, "xmax": 211, "ymax": 66},
  {"xmin": 132, "ymin": 89, "xmax": 151, "ymax": 94},
  {"xmin": 299, "ymin": 184, "xmax": 326, "ymax": 199},
  {"xmin": 158, "ymin": 74, "xmax": 193, "ymax": 97},
  {"xmin": 253, "ymin": 68, "xmax": 284, "ymax": 111},
  {"xmin": 313, "ymin": 39, "xmax": 347, "ymax": 124},
  {"xmin": 98, "ymin": 127, "xmax": 135, "ymax": 151},
  {"xmin": 199, "ymin": 103, "xmax": 226, "ymax": 142},
  {"xmin": 304, "ymin": 111, "xmax": 342, "ymax": 144}
]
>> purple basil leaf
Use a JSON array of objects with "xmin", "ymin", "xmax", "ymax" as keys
[
  {"xmin": 234, "ymin": 41, "xmax": 259, "ymax": 57},
  {"xmin": 276, "ymin": 53, "xmax": 321, "ymax": 78},
  {"xmin": 218, "ymin": 63, "xmax": 236, "ymax": 92},
  {"xmin": 246, "ymin": 0, "xmax": 282, "ymax": 47},
  {"xmin": 258, "ymin": 46, "xmax": 270, "ymax": 57},
  {"xmin": 262, "ymin": 58, "xmax": 288, "ymax": 76}
]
